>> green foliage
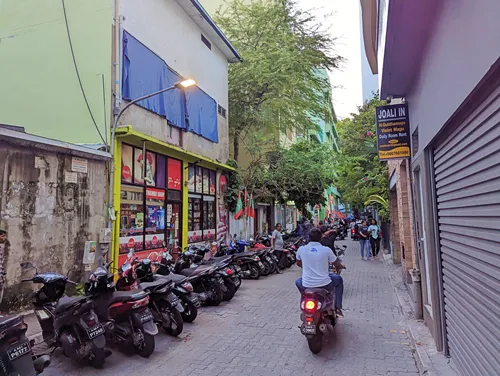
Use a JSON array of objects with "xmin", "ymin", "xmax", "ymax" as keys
[
  {"xmin": 255, "ymin": 141, "xmax": 336, "ymax": 213},
  {"xmin": 215, "ymin": 0, "xmax": 342, "ymax": 159},
  {"xmin": 224, "ymin": 159, "xmax": 242, "ymax": 212},
  {"xmin": 365, "ymin": 194, "xmax": 389, "ymax": 220},
  {"xmin": 335, "ymin": 95, "xmax": 389, "ymax": 213}
]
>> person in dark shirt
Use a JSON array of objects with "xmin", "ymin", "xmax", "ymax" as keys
[
  {"xmin": 320, "ymin": 226, "xmax": 337, "ymax": 256},
  {"xmin": 358, "ymin": 220, "xmax": 371, "ymax": 260}
]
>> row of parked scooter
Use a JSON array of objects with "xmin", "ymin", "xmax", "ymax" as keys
[{"xmin": 0, "ymin": 236, "xmax": 303, "ymax": 375}]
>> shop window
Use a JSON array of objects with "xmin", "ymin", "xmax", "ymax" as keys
[
  {"xmin": 145, "ymin": 187, "xmax": 166, "ymax": 251},
  {"xmin": 134, "ymin": 148, "xmax": 156, "ymax": 186},
  {"xmin": 121, "ymin": 144, "xmax": 133, "ymax": 184},
  {"xmin": 168, "ymin": 158, "xmax": 182, "ymax": 190},
  {"xmin": 203, "ymin": 196, "xmax": 216, "ymax": 240},
  {"xmin": 166, "ymin": 203, "xmax": 181, "ymax": 249},
  {"xmin": 203, "ymin": 169, "xmax": 210, "ymax": 194},
  {"xmin": 156, "ymin": 155, "xmax": 166, "ymax": 188},
  {"xmin": 188, "ymin": 195, "xmax": 202, "ymax": 243},
  {"xmin": 119, "ymin": 185, "xmax": 145, "ymax": 254},
  {"xmin": 187, "ymin": 165, "xmax": 195, "ymax": 192},
  {"xmin": 195, "ymin": 166, "xmax": 203, "ymax": 193}
]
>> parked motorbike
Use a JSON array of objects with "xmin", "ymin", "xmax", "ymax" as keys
[
  {"xmin": 84, "ymin": 262, "xmax": 157, "ymax": 358},
  {"xmin": 116, "ymin": 257, "xmax": 184, "ymax": 337},
  {"xmin": 20, "ymin": 262, "xmax": 107, "ymax": 368},
  {"xmin": 152, "ymin": 253, "xmax": 200, "ymax": 323},
  {"xmin": 173, "ymin": 252, "xmax": 226, "ymax": 306},
  {"xmin": 0, "ymin": 314, "xmax": 51, "ymax": 375}
]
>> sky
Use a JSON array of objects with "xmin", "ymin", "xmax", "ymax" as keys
[{"xmin": 296, "ymin": 0, "xmax": 365, "ymax": 119}]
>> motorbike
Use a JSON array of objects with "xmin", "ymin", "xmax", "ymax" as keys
[
  {"xmin": 20, "ymin": 262, "xmax": 107, "ymax": 368},
  {"xmin": 298, "ymin": 247, "xmax": 347, "ymax": 354},
  {"xmin": 84, "ymin": 262, "xmax": 157, "ymax": 358},
  {"xmin": 152, "ymin": 252, "xmax": 200, "ymax": 323},
  {"xmin": 0, "ymin": 314, "xmax": 51, "ymax": 375},
  {"xmin": 116, "ymin": 256, "xmax": 184, "ymax": 337},
  {"xmin": 173, "ymin": 252, "xmax": 226, "ymax": 306},
  {"xmin": 351, "ymin": 228, "xmax": 360, "ymax": 241},
  {"xmin": 175, "ymin": 249, "xmax": 237, "ymax": 301}
]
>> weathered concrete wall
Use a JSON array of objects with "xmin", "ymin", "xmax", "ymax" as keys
[{"xmin": 0, "ymin": 141, "xmax": 107, "ymax": 309}]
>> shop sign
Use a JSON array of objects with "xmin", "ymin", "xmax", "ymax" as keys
[
  {"xmin": 376, "ymin": 103, "xmax": 411, "ymax": 160},
  {"xmin": 71, "ymin": 157, "xmax": 88, "ymax": 173},
  {"xmin": 146, "ymin": 187, "xmax": 165, "ymax": 200}
]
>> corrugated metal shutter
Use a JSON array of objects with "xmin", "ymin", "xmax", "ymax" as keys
[{"xmin": 433, "ymin": 85, "xmax": 500, "ymax": 376}]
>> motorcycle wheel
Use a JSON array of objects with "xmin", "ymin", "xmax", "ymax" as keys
[
  {"xmin": 233, "ymin": 276, "xmax": 242, "ymax": 291},
  {"xmin": 260, "ymin": 260, "xmax": 271, "ymax": 276},
  {"xmin": 249, "ymin": 263, "xmax": 261, "ymax": 280},
  {"xmin": 160, "ymin": 303, "xmax": 184, "ymax": 337},
  {"xmin": 180, "ymin": 299, "xmax": 198, "ymax": 323},
  {"xmin": 307, "ymin": 332, "xmax": 323, "ymax": 354},
  {"xmin": 205, "ymin": 281, "xmax": 223, "ymax": 306},
  {"xmin": 222, "ymin": 279, "xmax": 237, "ymax": 301},
  {"xmin": 285, "ymin": 257, "xmax": 293, "ymax": 268},
  {"xmin": 268, "ymin": 258, "xmax": 277, "ymax": 274},
  {"xmin": 89, "ymin": 344, "xmax": 106, "ymax": 369},
  {"xmin": 135, "ymin": 332, "xmax": 155, "ymax": 358}
]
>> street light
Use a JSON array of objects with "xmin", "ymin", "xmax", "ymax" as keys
[{"xmin": 107, "ymin": 78, "xmax": 196, "ymax": 227}]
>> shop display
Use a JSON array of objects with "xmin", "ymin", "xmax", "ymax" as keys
[{"xmin": 121, "ymin": 144, "xmax": 133, "ymax": 183}]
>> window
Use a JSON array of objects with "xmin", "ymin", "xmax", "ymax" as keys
[
  {"xmin": 201, "ymin": 34, "xmax": 211, "ymax": 50},
  {"xmin": 412, "ymin": 127, "xmax": 419, "ymax": 156},
  {"xmin": 119, "ymin": 143, "xmax": 183, "ymax": 254},
  {"xmin": 218, "ymin": 104, "xmax": 227, "ymax": 118},
  {"xmin": 187, "ymin": 165, "xmax": 217, "ymax": 243}
]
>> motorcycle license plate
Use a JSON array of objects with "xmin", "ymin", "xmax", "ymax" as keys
[
  {"xmin": 7, "ymin": 341, "xmax": 31, "ymax": 361},
  {"xmin": 86, "ymin": 325, "xmax": 105, "ymax": 340},
  {"xmin": 301, "ymin": 325, "xmax": 316, "ymax": 335},
  {"xmin": 141, "ymin": 311, "xmax": 154, "ymax": 323},
  {"xmin": 258, "ymin": 261, "xmax": 264, "ymax": 268},
  {"xmin": 168, "ymin": 295, "xmax": 179, "ymax": 307}
]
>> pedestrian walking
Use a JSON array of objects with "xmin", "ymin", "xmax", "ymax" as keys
[
  {"xmin": 358, "ymin": 220, "xmax": 370, "ymax": 260},
  {"xmin": 271, "ymin": 223, "xmax": 285, "ymax": 274},
  {"xmin": 368, "ymin": 219, "xmax": 382, "ymax": 258}
]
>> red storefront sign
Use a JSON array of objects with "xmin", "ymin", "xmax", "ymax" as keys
[
  {"xmin": 168, "ymin": 159, "xmax": 182, "ymax": 190},
  {"xmin": 146, "ymin": 187, "xmax": 165, "ymax": 200}
]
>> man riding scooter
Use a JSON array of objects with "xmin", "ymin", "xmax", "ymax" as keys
[{"xmin": 295, "ymin": 228, "xmax": 344, "ymax": 317}]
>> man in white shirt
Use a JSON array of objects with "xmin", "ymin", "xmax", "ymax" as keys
[{"xmin": 295, "ymin": 228, "xmax": 344, "ymax": 316}]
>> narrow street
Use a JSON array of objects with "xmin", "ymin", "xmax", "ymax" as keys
[{"xmin": 42, "ymin": 240, "xmax": 420, "ymax": 376}]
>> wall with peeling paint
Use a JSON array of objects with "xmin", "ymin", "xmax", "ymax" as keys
[{"xmin": 0, "ymin": 141, "xmax": 107, "ymax": 309}]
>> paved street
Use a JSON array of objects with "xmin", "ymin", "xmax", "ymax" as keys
[{"xmin": 41, "ymin": 240, "xmax": 420, "ymax": 376}]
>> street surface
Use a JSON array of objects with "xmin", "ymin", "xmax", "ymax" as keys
[{"xmin": 41, "ymin": 240, "xmax": 420, "ymax": 376}]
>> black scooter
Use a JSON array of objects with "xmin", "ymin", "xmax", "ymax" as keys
[
  {"xmin": 20, "ymin": 262, "xmax": 107, "ymax": 368},
  {"xmin": 0, "ymin": 314, "xmax": 51, "ymax": 375}
]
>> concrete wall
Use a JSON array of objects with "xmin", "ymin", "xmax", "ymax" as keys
[
  {"xmin": 119, "ymin": 0, "xmax": 230, "ymax": 163},
  {"xmin": 406, "ymin": 0, "xmax": 500, "ymax": 159},
  {"xmin": 0, "ymin": 141, "xmax": 107, "ymax": 309},
  {"xmin": 0, "ymin": 0, "xmax": 113, "ymax": 144}
]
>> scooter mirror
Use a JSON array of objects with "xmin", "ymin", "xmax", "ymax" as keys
[{"xmin": 20, "ymin": 262, "xmax": 34, "ymax": 270}]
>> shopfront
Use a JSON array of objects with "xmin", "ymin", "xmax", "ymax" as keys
[
  {"xmin": 118, "ymin": 143, "xmax": 183, "ymax": 265},
  {"xmin": 112, "ymin": 127, "xmax": 234, "ymax": 267}
]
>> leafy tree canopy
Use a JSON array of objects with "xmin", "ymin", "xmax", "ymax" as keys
[
  {"xmin": 335, "ymin": 95, "xmax": 389, "ymax": 218},
  {"xmin": 253, "ymin": 141, "xmax": 337, "ymax": 213},
  {"xmin": 215, "ymin": 0, "xmax": 342, "ymax": 160}
]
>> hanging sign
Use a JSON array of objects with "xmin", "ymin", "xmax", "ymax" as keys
[
  {"xmin": 146, "ymin": 187, "xmax": 165, "ymax": 200},
  {"xmin": 376, "ymin": 103, "xmax": 411, "ymax": 160}
]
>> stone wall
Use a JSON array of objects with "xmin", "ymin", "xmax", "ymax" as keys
[{"xmin": 0, "ymin": 141, "xmax": 107, "ymax": 309}]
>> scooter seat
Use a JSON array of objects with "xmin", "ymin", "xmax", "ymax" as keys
[
  {"xmin": 0, "ymin": 314, "xmax": 23, "ymax": 331},
  {"xmin": 55, "ymin": 296, "xmax": 87, "ymax": 314},
  {"xmin": 303, "ymin": 288, "xmax": 332, "ymax": 298},
  {"xmin": 155, "ymin": 273, "xmax": 187, "ymax": 284},
  {"xmin": 203, "ymin": 255, "xmax": 233, "ymax": 264},
  {"xmin": 107, "ymin": 290, "xmax": 147, "ymax": 305},
  {"xmin": 179, "ymin": 265, "xmax": 211, "ymax": 277},
  {"xmin": 233, "ymin": 252, "xmax": 256, "ymax": 258},
  {"xmin": 139, "ymin": 279, "xmax": 171, "ymax": 291}
]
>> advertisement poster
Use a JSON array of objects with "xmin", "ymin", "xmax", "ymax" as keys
[
  {"xmin": 217, "ymin": 173, "xmax": 228, "ymax": 243},
  {"xmin": 203, "ymin": 170, "xmax": 209, "ymax": 194},
  {"xmin": 196, "ymin": 167, "xmax": 203, "ymax": 192},
  {"xmin": 168, "ymin": 159, "xmax": 182, "ymax": 190},
  {"xmin": 210, "ymin": 170, "xmax": 216, "ymax": 194},
  {"xmin": 147, "ymin": 206, "xmax": 165, "ymax": 230},
  {"xmin": 376, "ymin": 103, "xmax": 411, "ymax": 160},
  {"xmin": 134, "ymin": 149, "xmax": 156, "ymax": 185},
  {"xmin": 122, "ymin": 145, "xmax": 133, "ymax": 183},
  {"xmin": 83, "ymin": 241, "xmax": 96, "ymax": 265},
  {"xmin": 187, "ymin": 166, "xmax": 195, "ymax": 192}
]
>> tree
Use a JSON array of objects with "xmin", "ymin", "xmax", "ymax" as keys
[
  {"xmin": 335, "ymin": 95, "xmax": 389, "ymax": 213},
  {"xmin": 215, "ymin": 0, "xmax": 342, "ymax": 160},
  {"xmin": 255, "ymin": 141, "xmax": 336, "ymax": 213}
]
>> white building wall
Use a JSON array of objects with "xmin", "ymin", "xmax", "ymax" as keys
[
  {"xmin": 403, "ymin": 0, "xmax": 500, "ymax": 158},
  {"xmin": 120, "ymin": 0, "xmax": 230, "ymax": 161}
]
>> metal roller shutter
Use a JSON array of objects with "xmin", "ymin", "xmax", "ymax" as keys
[{"xmin": 433, "ymin": 85, "xmax": 500, "ymax": 376}]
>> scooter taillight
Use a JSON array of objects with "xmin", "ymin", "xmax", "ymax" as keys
[
  {"xmin": 131, "ymin": 296, "xmax": 149, "ymax": 310},
  {"xmin": 181, "ymin": 282, "xmax": 193, "ymax": 292},
  {"xmin": 301, "ymin": 299, "xmax": 321, "ymax": 312}
]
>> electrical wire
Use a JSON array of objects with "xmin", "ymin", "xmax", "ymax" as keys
[
  {"xmin": 61, "ymin": 0, "xmax": 106, "ymax": 145},
  {"xmin": 101, "ymin": 73, "xmax": 108, "ymax": 146}
]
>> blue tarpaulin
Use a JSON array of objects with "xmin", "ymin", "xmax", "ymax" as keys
[
  {"xmin": 122, "ymin": 31, "xmax": 219, "ymax": 143},
  {"xmin": 122, "ymin": 31, "xmax": 185, "ymax": 129},
  {"xmin": 185, "ymin": 87, "xmax": 218, "ymax": 143}
]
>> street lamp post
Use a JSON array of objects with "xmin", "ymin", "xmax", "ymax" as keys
[{"xmin": 107, "ymin": 79, "xmax": 196, "ymax": 254}]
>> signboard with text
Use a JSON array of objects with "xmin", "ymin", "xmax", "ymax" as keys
[{"xmin": 376, "ymin": 103, "xmax": 411, "ymax": 160}]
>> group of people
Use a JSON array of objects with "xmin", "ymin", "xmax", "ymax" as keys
[
  {"xmin": 269, "ymin": 216, "xmax": 383, "ymax": 318},
  {"xmin": 355, "ymin": 219, "xmax": 383, "ymax": 260}
]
